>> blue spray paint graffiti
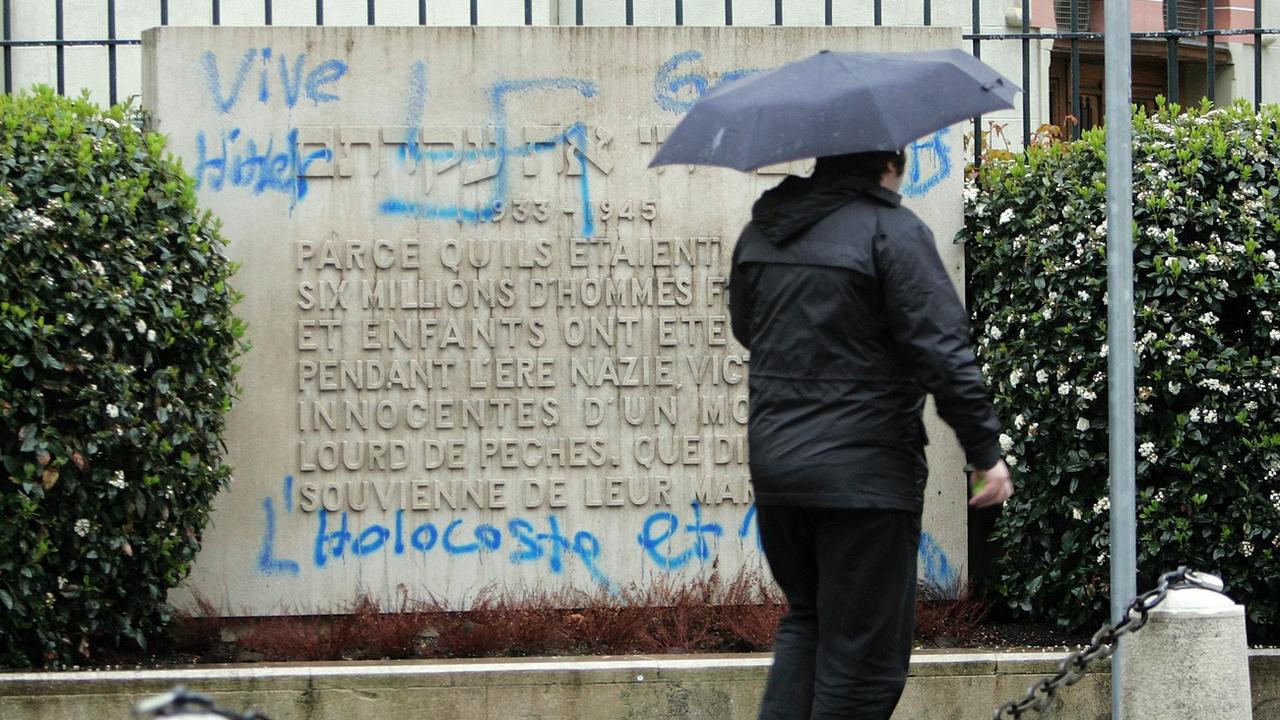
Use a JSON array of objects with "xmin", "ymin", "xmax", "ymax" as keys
[
  {"xmin": 637, "ymin": 502, "xmax": 724, "ymax": 570},
  {"xmin": 201, "ymin": 48, "xmax": 347, "ymax": 114},
  {"xmin": 193, "ymin": 127, "xmax": 330, "ymax": 203},
  {"xmin": 917, "ymin": 531, "xmax": 956, "ymax": 587},
  {"xmin": 377, "ymin": 69, "xmax": 603, "ymax": 235},
  {"xmin": 901, "ymin": 129, "xmax": 953, "ymax": 198},
  {"xmin": 255, "ymin": 475, "xmax": 958, "ymax": 589},
  {"xmin": 654, "ymin": 50, "xmax": 763, "ymax": 114}
]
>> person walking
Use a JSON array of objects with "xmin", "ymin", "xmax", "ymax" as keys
[{"xmin": 728, "ymin": 150, "xmax": 1014, "ymax": 720}]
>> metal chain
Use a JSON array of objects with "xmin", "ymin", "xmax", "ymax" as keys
[{"xmin": 992, "ymin": 566, "xmax": 1225, "ymax": 719}]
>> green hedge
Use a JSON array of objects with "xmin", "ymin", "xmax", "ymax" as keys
[
  {"xmin": 963, "ymin": 100, "xmax": 1280, "ymax": 634},
  {"xmin": 0, "ymin": 88, "xmax": 246, "ymax": 667}
]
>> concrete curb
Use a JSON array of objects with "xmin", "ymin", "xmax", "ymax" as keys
[{"xmin": 2, "ymin": 650, "xmax": 1277, "ymax": 720}]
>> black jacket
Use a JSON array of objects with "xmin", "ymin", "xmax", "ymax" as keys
[{"xmin": 729, "ymin": 174, "xmax": 1001, "ymax": 513}]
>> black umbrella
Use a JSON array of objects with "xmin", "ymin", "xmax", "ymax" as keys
[{"xmin": 649, "ymin": 49, "xmax": 1020, "ymax": 171}]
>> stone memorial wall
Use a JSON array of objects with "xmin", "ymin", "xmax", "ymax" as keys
[{"xmin": 143, "ymin": 25, "xmax": 968, "ymax": 614}]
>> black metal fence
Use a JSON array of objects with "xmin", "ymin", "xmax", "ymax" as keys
[{"xmin": 0, "ymin": 0, "xmax": 1277, "ymax": 162}]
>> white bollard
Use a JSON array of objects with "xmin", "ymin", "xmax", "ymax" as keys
[{"xmin": 1119, "ymin": 579, "xmax": 1253, "ymax": 719}]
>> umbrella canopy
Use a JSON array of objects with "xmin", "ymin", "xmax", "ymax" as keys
[{"xmin": 649, "ymin": 48, "xmax": 1020, "ymax": 171}]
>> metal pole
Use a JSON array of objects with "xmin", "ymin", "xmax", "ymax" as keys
[
  {"xmin": 2, "ymin": 0, "xmax": 10, "ymax": 95},
  {"xmin": 924, "ymin": 0, "xmax": 930, "ymax": 26},
  {"xmin": 1021, "ymin": 0, "xmax": 1030, "ymax": 147},
  {"xmin": 1166, "ymin": 0, "xmax": 1178, "ymax": 103},
  {"xmin": 1105, "ymin": 0, "xmax": 1136, "ymax": 717},
  {"xmin": 107, "ymin": 0, "xmax": 117, "ymax": 105},
  {"xmin": 1206, "ymin": 0, "xmax": 1215, "ymax": 102},
  {"xmin": 1256, "ymin": 0, "xmax": 1263, "ymax": 110},
  {"xmin": 1070, "ymin": 0, "xmax": 1081, "ymax": 138},
  {"xmin": 54, "ymin": 0, "xmax": 63, "ymax": 95},
  {"xmin": 972, "ymin": 0, "xmax": 982, "ymax": 167}
]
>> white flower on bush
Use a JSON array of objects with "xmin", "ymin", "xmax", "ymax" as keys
[
  {"xmin": 1178, "ymin": 332, "xmax": 1195, "ymax": 347},
  {"xmin": 1203, "ymin": 409, "xmax": 1219, "ymax": 424},
  {"xmin": 1189, "ymin": 408, "xmax": 1202, "ymax": 423},
  {"xmin": 1154, "ymin": 490, "xmax": 1167, "ymax": 503},
  {"xmin": 108, "ymin": 471, "xmax": 127, "ymax": 489},
  {"xmin": 1079, "ymin": 388, "xmax": 1097, "ymax": 402},
  {"xmin": 1093, "ymin": 496, "xmax": 1110, "ymax": 514},
  {"xmin": 999, "ymin": 208, "xmax": 1015, "ymax": 224},
  {"xmin": 989, "ymin": 325, "xmax": 1003, "ymax": 340},
  {"xmin": 1014, "ymin": 414, "xmax": 1026, "ymax": 429},
  {"xmin": 1096, "ymin": 551, "xmax": 1107, "ymax": 565},
  {"xmin": 999, "ymin": 433, "xmax": 1015, "ymax": 453},
  {"xmin": 1006, "ymin": 455, "xmax": 1019, "ymax": 469},
  {"xmin": 1137, "ymin": 402, "xmax": 1152, "ymax": 415},
  {"xmin": 105, "ymin": 403, "xmax": 120, "ymax": 418},
  {"xmin": 1246, "ymin": 400, "xmax": 1259, "ymax": 413},
  {"xmin": 1240, "ymin": 541, "xmax": 1255, "ymax": 558},
  {"xmin": 1009, "ymin": 369, "xmax": 1023, "ymax": 388},
  {"xmin": 135, "ymin": 319, "xmax": 147, "ymax": 334},
  {"xmin": 73, "ymin": 519, "xmax": 91, "ymax": 537},
  {"xmin": 1139, "ymin": 442, "xmax": 1157, "ymax": 463},
  {"xmin": 146, "ymin": 329, "xmax": 156, "ymax": 343},
  {"xmin": 1071, "ymin": 508, "xmax": 1084, "ymax": 520},
  {"xmin": 1271, "ymin": 329, "xmax": 1280, "ymax": 342},
  {"xmin": 160, "ymin": 279, "xmax": 173, "ymax": 292},
  {"xmin": 1200, "ymin": 312, "xmax": 1218, "ymax": 326},
  {"xmin": 78, "ymin": 349, "xmax": 93, "ymax": 362},
  {"xmin": 1077, "ymin": 418, "xmax": 1091, "ymax": 432},
  {"xmin": 1035, "ymin": 369, "xmax": 1049, "ymax": 384},
  {"xmin": 1077, "ymin": 290, "xmax": 1090, "ymax": 302},
  {"xmin": 1058, "ymin": 382, "xmax": 1072, "ymax": 396},
  {"xmin": 1168, "ymin": 381, "xmax": 1182, "ymax": 394},
  {"xmin": 1270, "ymin": 490, "xmax": 1280, "ymax": 513},
  {"xmin": 963, "ymin": 186, "xmax": 978, "ymax": 204},
  {"xmin": 1094, "ymin": 220, "xmax": 1107, "ymax": 237},
  {"xmin": 1100, "ymin": 344, "xmax": 1109, "ymax": 358}
]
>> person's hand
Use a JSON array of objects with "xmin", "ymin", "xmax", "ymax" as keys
[{"xmin": 968, "ymin": 459, "xmax": 1013, "ymax": 508}]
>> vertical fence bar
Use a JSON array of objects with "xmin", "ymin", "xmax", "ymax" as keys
[
  {"xmin": 212, "ymin": 0, "xmax": 221, "ymax": 25},
  {"xmin": 676, "ymin": 0, "xmax": 684, "ymax": 25},
  {"xmin": 1, "ymin": 0, "xmax": 9, "ymax": 95},
  {"xmin": 161, "ymin": 0, "xmax": 169, "ymax": 25},
  {"xmin": 1165, "ymin": 0, "xmax": 1178, "ymax": 103},
  {"xmin": 1104, "ymin": 0, "xmax": 1136, "ymax": 716},
  {"xmin": 265, "ymin": 0, "xmax": 273, "ymax": 24},
  {"xmin": 874, "ymin": 0, "xmax": 881, "ymax": 25},
  {"xmin": 420, "ymin": 0, "xmax": 427, "ymax": 24},
  {"xmin": 725, "ymin": 0, "xmax": 732, "ymax": 25},
  {"xmin": 923, "ymin": 0, "xmax": 930, "ymax": 26},
  {"xmin": 576, "ymin": 0, "xmax": 583, "ymax": 25},
  {"xmin": 316, "ymin": 0, "xmax": 324, "ymax": 26},
  {"xmin": 470, "ymin": 0, "xmax": 477, "ymax": 26},
  {"xmin": 775, "ymin": 0, "xmax": 782, "ymax": 25},
  {"xmin": 367, "ymin": 0, "xmax": 375, "ymax": 25},
  {"xmin": 108, "ymin": 0, "xmax": 118, "ymax": 105},
  {"xmin": 1071, "ymin": 0, "xmax": 1081, "ymax": 139},
  {"xmin": 1255, "ymin": 0, "xmax": 1263, "ymax": 109},
  {"xmin": 625, "ymin": 0, "xmax": 633, "ymax": 25},
  {"xmin": 824, "ymin": 0, "xmax": 831, "ymax": 26},
  {"xmin": 55, "ymin": 0, "xmax": 64, "ymax": 95},
  {"xmin": 1021, "ymin": 0, "xmax": 1030, "ymax": 147},
  {"xmin": 1206, "ymin": 0, "xmax": 1214, "ymax": 102},
  {"xmin": 972, "ymin": 0, "xmax": 982, "ymax": 167}
]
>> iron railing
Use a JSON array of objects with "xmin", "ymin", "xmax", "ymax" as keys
[{"xmin": 0, "ymin": 0, "xmax": 1276, "ymax": 160}]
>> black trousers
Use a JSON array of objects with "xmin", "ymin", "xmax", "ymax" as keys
[{"xmin": 756, "ymin": 506, "xmax": 922, "ymax": 720}]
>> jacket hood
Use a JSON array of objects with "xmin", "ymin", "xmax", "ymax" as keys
[{"xmin": 750, "ymin": 172, "xmax": 900, "ymax": 246}]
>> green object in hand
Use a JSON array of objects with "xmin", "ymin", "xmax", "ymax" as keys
[{"xmin": 970, "ymin": 471, "xmax": 987, "ymax": 496}]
